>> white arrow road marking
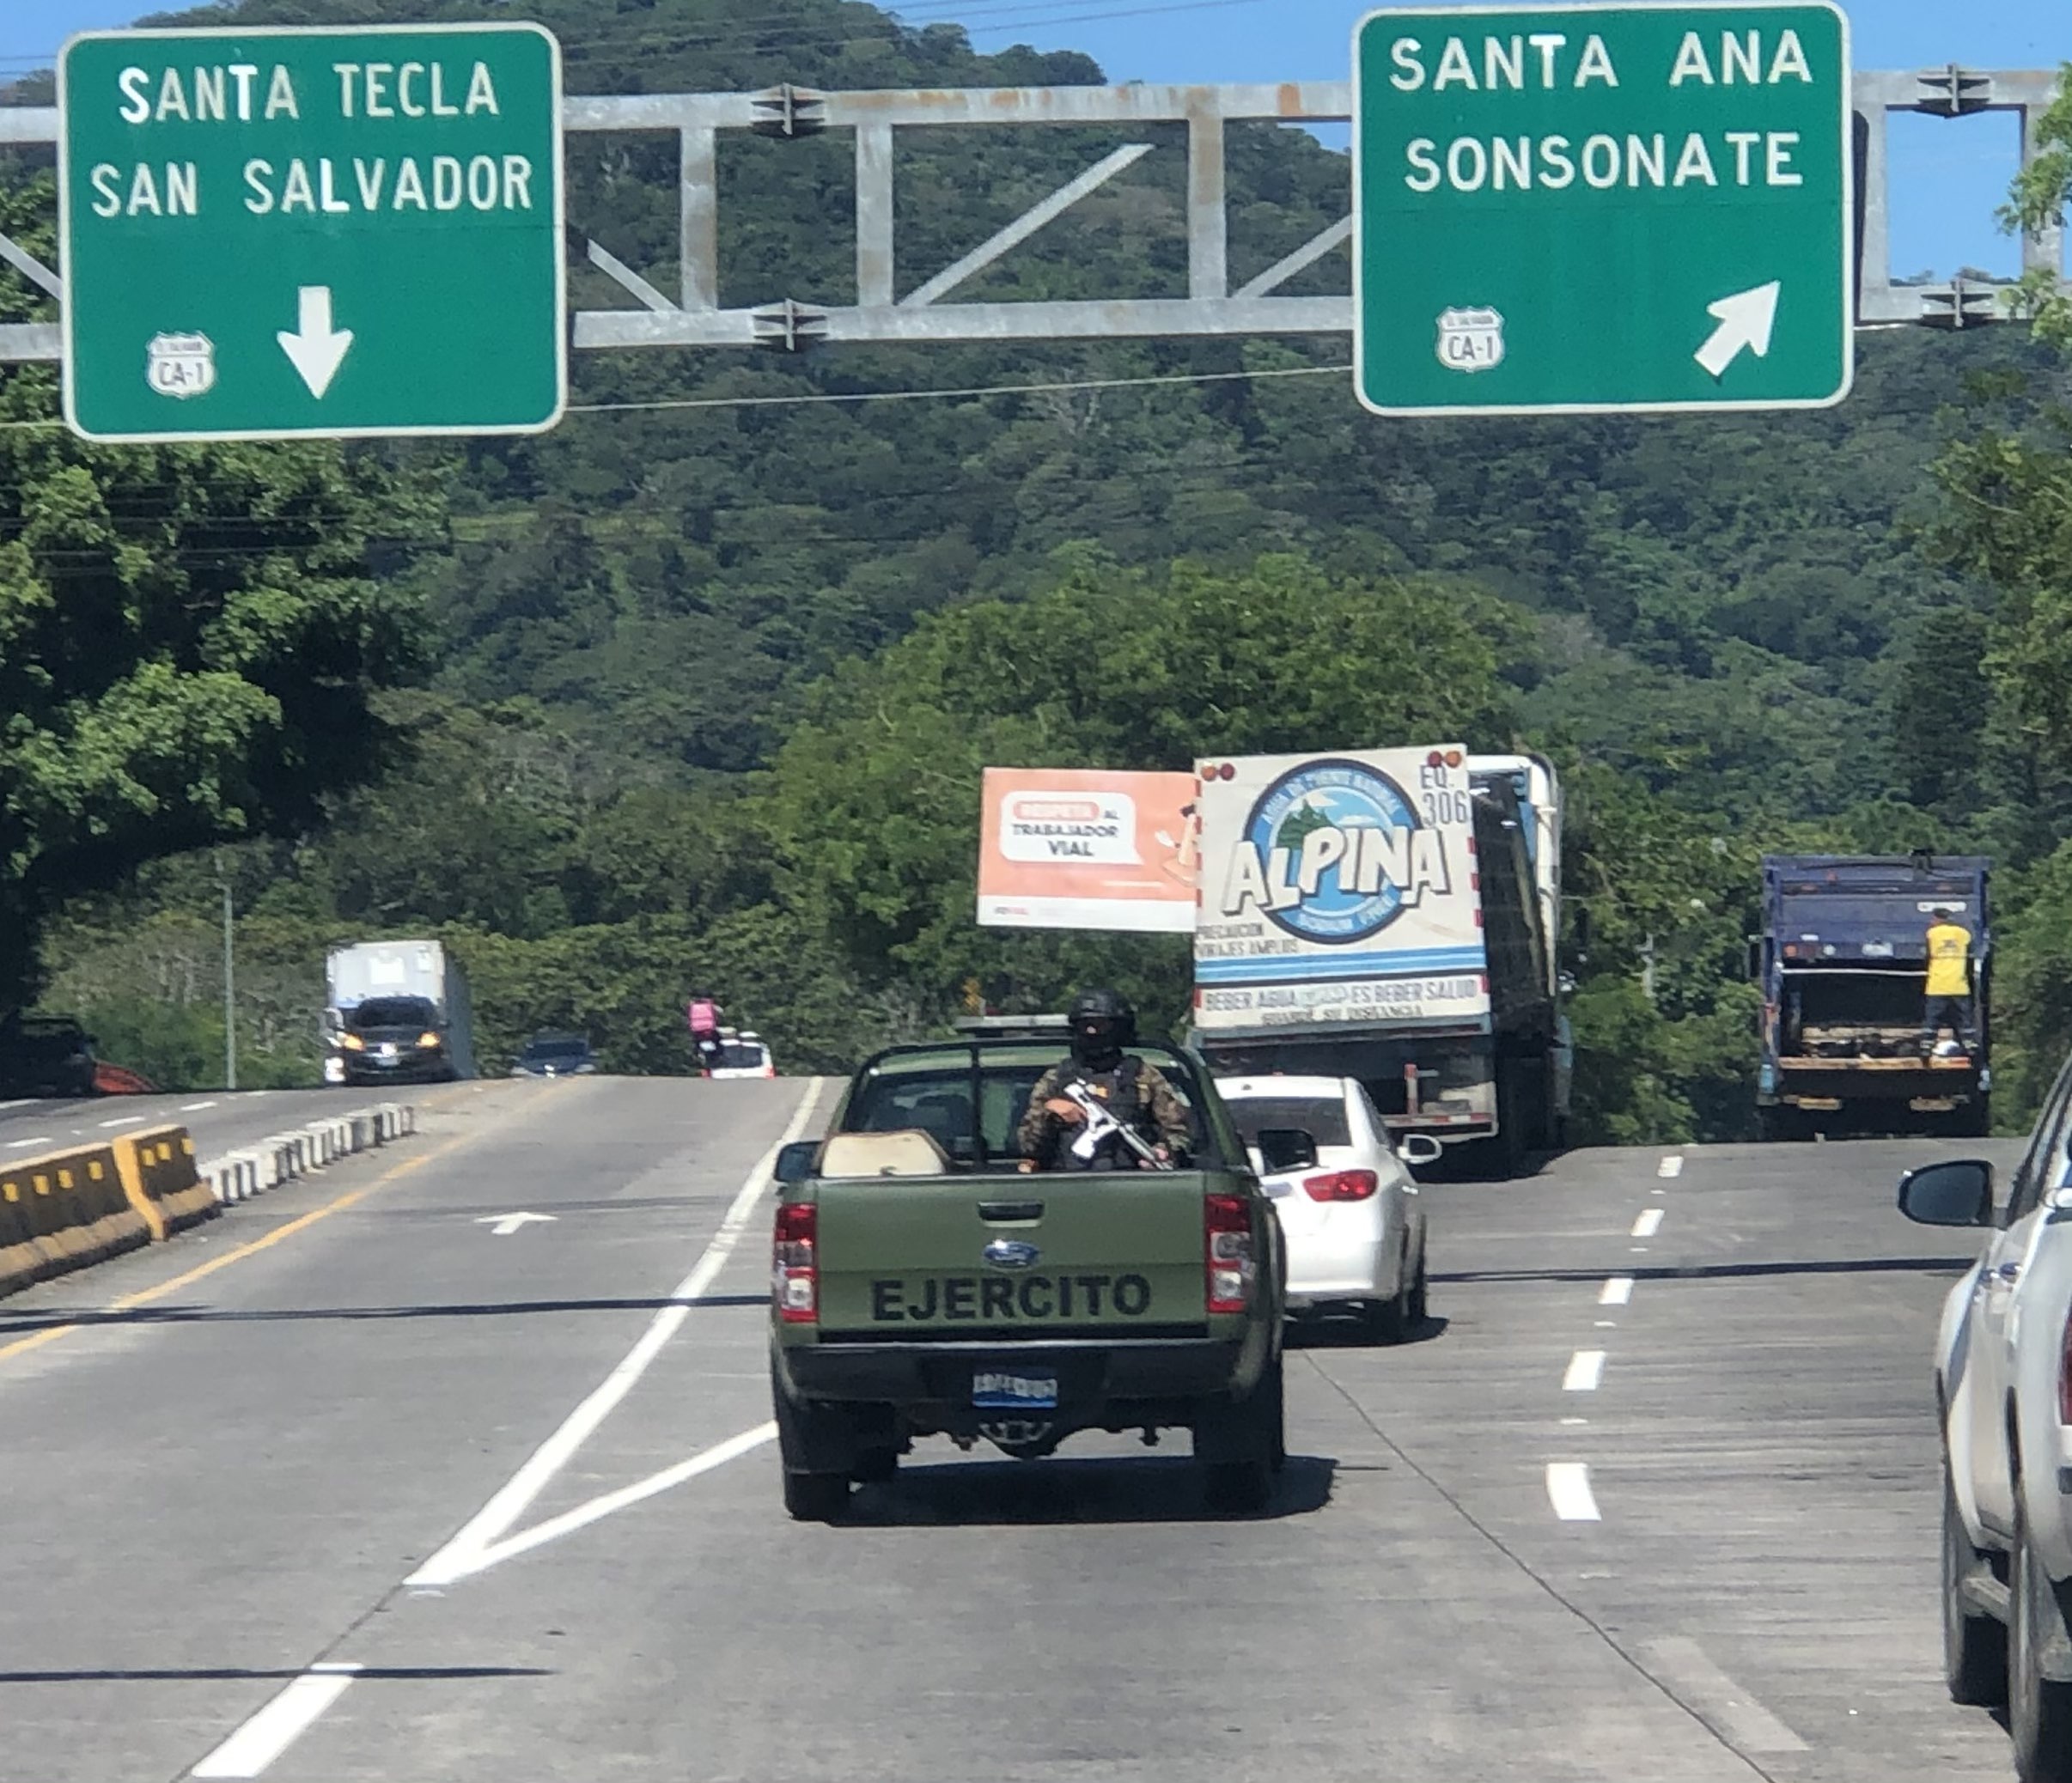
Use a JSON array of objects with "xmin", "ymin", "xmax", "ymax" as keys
[
  {"xmin": 478, "ymin": 1211, "xmax": 557, "ymax": 1237},
  {"xmin": 1693, "ymin": 279, "xmax": 1781, "ymax": 378},
  {"xmin": 276, "ymin": 285, "xmax": 353, "ymax": 398}
]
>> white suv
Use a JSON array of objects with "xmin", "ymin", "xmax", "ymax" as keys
[{"xmin": 1900, "ymin": 1056, "xmax": 2072, "ymax": 1781}]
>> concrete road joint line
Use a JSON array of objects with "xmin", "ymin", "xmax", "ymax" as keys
[
  {"xmin": 1600, "ymin": 1275, "xmax": 1634, "ymax": 1306},
  {"xmin": 1640, "ymin": 1638, "xmax": 1808, "ymax": 1755},
  {"xmin": 188, "ymin": 1662, "xmax": 363, "ymax": 1779},
  {"xmin": 1545, "ymin": 1462, "xmax": 1601, "ymax": 1521},
  {"xmin": 1563, "ymin": 1348, "xmax": 1606, "ymax": 1392},
  {"xmin": 1631, "ymin": 1208, "xmax": 1665, "ymax": 1238},
  {"xmin": 405, "ymin": 1078, "xmax": 827, "ymax": 1588},
  {"xmin": 1657, "ymin": 1153, "xmax": 1685, "ymax": 1178}
]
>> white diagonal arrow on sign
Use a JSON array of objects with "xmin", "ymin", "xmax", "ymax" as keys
[
  {"xmin": 277, "ymin": 285, "xmax": 354, "ymax": 398},
  {"xmin": 478, "ymin": 1212, "xmax": 557, "ymax": 1237},
  {"xmin": 1693, "ymin": 280, "xmax": 1781, "ymax": 379}
]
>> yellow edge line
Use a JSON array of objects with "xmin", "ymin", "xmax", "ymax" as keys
[{"xmin": 0, "ymin": 1115, "xmax": 491, "ymax": 1368}]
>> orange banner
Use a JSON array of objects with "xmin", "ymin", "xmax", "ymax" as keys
[{"xmin": 977, "ymin": 769, "xmax": 1199, "ymax": 933}]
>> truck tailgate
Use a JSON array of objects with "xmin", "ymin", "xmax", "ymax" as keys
[{"xmin": 815, "ymin": 1171, "xmax": 1210, "ymax": 1338}]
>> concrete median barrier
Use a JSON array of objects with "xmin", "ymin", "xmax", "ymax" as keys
[
  {"xmin": 0, "ymin": 1101, "xmax": 424, "ymax": 1302},
  {"xmin": 113, "ymin": 1126, "xmax": 221, "ymax": 1242},
  {"xmin": 1, "ymin": 1143, "xmax": 150, "ymax": 1291},
  {"xmin": 200, "ymin": 1101, "xmax": 417, "ymax": 1206}
]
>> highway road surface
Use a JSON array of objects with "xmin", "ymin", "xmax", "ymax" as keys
[
  {"xmin": 0, "ymin": 1075, "xmax": 2027, "ymax": 1781},
  {"xmin": 0, "ymin": 1085, "xmax": 443, "ymax": 1167}
]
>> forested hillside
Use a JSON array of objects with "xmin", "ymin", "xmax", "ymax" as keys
[{"xmin": 6, "ymin": 0, "xmax": 2070, "ymax": 1141}]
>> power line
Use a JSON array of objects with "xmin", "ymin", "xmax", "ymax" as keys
[{"xmin": 0, "ymin": 358, "xmax": 1347, "ymax": 436}]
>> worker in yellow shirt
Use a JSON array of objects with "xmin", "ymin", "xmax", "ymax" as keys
[{"xmin": 1921, "ymin": 907, "xmax": 1978, "ymax": 1057}]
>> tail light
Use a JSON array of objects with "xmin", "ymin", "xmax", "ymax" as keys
[
  {"xmin": 1204, "ymin": 1193, "xmax": 1255, "ymax": 1314},
  {"xmin": 2059, "ymin": 1305, "xmax": 2072, "ymax": 1425},
  {"xmin": 1302, "ymin": 1169, "xmax": 1379, "ymax": 1202},
  {"xmin": 773, "ymin": 1202, "xmax": 817, "ymax": 1324}
]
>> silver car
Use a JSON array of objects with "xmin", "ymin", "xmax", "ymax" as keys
[{"xmin": 1900, "ymin": 1050, "xmax": 2072, "ymax": 1781}]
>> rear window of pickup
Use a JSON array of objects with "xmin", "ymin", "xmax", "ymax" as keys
[{"xmin": 841, "ymin": 1044, "xmax": 1216, "ymax": 1172}]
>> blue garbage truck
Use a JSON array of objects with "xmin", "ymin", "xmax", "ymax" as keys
[{"xmin": 1755, "ymin": 854, "xmax": 1991, "ymax": 1140}]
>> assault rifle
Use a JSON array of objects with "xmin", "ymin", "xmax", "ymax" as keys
[{"xmin": 1059, "ymin": 1080, "xmax": 1175, "ymax": 1171}]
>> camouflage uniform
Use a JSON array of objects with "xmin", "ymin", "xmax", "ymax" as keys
[{"xmin": 1016, "ymin": 1056, "xmax": 1192, "ymax": 1169}]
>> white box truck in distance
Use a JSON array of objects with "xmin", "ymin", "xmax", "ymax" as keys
[
  {"xmin": 322, "ymin": 939, "xmax": 478, "ymax": 1086},
  {"xmin": 1190, "ymin": 746, "xmax": 1564, "ymax": 1177}
]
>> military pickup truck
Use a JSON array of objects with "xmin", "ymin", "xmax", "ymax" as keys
[{"xmin": 768, "ymin": 1026, "xmax": 1289, "ymax": 1519}]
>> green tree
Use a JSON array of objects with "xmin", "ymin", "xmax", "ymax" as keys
[
  {"xmin": 763, "ymin": 551, "xmax": 1528, "ymax": 1019},
  {"xmin": 0, "ymin": 168, "xmax": 440, "ymax": 1003}
]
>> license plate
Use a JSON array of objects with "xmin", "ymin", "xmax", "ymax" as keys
[
  {"xmin": 380, "ymin": 1043, "xmax": 397, "ymax": 1057},
  {"xmin": 972, "ymin": 1370, "xmax": 1057, "ymax": 1410}
]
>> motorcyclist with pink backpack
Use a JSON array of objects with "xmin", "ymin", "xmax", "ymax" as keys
[{"xmin": 687, "ymin": 995, "xmax": 723, "ymax": 1072}]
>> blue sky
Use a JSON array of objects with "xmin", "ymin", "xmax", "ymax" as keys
[{"xmin": 4, "ymin": 0, "xmax": 2063, "ymax": 278}]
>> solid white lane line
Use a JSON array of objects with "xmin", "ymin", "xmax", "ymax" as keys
[
  {"xmin": 1600, "ymin": 1275, "xmax": 1634, "ymax": 1305},
  {"xmin": 190, "ymin": 1664, "xmax": 362, "ymax": 1778},
  {"xmin": 5, "ymin": 1135, "xmax": 51, "ymax": 1149},
  {"xmin": 405, "ymin": 1080, "xmax": 826, "ymax": 1588},
  {"xmin": 1546, "ymin": 1462, "xmax": 1600, "ymax": 1521},
  {"xmin": 454, "ymin": 1423, "xmax": 777, "ymax": 1579},
  {"xmin": 1657, "ymin": 1153, "xmax": 1684, "ymax": 1179},
  {"xmin": 98, "ymin": 1115, "xmax": 146, "ymax": 1129},
  {"xmin": 1631, "ymin": 1208, "xmax": 1664, "ymax": 1238},
  {"xmin": 1563, "ymin": 1349, "xmax": 1606, "ymax": 1392},
  {"xmin": 180, "ymin": 1099, "xmax": 219, "ymax": 1112}
]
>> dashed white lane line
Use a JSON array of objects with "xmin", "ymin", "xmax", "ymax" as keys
[
  {"xmin": 1657, "ymin": 1153, "xmax": 1684, "ymax": 1178},
  {"xmin": 190, "ymin": 1663, "xmax": 362, "ymax": 1778},
  {"xmin": 1563, "ymin": 1349, "xmax": 1606, "ymax": 1392},
  {"xmin": 0, "ymin": 1098, "xmax": 34, "ymax": 1111},
  {"xmin": 4, "ymin": 1135, "xmax": 51, "ymax": 1150},
  {"xmin": 1546, "ymin": 1463, "xmax": 1600, "ymax": 1521},
  {"xmin": 180, "ymin": 1099, "xmax": 218, "ymax": 1112},
  {"xmin": 1631, "ymin": 1208, "xmax": 1664, "ymax": 1239},
  {"xmin": 405, "ymin": 1079, "xmax": 826, "ymax": 1588},
  {"xmin": 98, "ymin": 1115, "xmax": 146, "ymax": 1129},
  {"xmin": 1600, "ymin": 1275, "xmax": 1634, "ymax": 1305}
]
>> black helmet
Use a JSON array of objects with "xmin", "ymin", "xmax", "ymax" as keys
[{"xmin": 1067, "ymin": 987, "xmax": 1136, "ymax": 1065}]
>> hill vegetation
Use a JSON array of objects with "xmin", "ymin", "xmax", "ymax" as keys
[{"xmin": 5, "ymin": 1, "xmax": 2072, "ymax": 1141}]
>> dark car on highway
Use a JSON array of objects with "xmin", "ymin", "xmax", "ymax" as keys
[
  {"xmin": 510, "ymin": 1031, "xmax": 599, "ymax": 1078},
  {"xmin": 0, "ymin": 1013, "xmax": 99, "ymax": 1098},
  {"xmin": 338, "ymin": 995, "xmax": 457, "ymax": 1086}
]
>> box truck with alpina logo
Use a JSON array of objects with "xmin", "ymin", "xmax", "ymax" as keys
[{"xmin": 1190, "ymin": 747, "xmax": 1564, "ymax": 1177}]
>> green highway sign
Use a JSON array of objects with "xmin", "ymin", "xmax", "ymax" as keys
[
  {"xmin": 58, "ymin": 23, "xmax": 565, "ymax": 443},
  {"xmin": 1352, "ymin": 2, "xmax": 1851, "ymax": 417}
]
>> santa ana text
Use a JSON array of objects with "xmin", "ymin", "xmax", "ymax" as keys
[{"xmin": 1383, "ymin": 27, "xmax": 1826, "ymax": 197}]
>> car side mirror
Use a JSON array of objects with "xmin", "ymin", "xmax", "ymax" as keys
[
  {"xmin": 773, "ymin": 1139, "xmax": 820, "ymax": 1186},
  {"xmin": 1397, "ymin": 1133, "xmax": 1445, "ymax": 1167},
  {"xmin": 1896, "ymin": 1159, "xmax": 1994, "ymax": 1228},
  {"xmin": 1254, "ymin": 1127, "xmax": 1317, "ymax": 1172}
]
